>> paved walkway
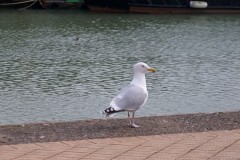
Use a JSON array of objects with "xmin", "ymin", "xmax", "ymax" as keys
[{"xmin": 1, "ymin": 129, "xmax": 240, "ymax": 160}]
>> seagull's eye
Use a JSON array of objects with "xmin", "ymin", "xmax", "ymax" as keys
[{"xmin": 142, "ymin": 65, "xmax": 145, "ymax": 67}]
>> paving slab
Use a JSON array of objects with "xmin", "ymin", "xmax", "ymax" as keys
[{"xmin": 1, "ymin": 129, "xmax": 240, "ymax": 160}]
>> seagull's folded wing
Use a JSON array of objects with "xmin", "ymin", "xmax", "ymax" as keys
[{"xmin": 110, "ymin": 84, "xmax": 148, "ymax": 111}]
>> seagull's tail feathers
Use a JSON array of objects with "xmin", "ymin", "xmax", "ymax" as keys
[{"xmin": 101, "ymin": 107, "xmax": 119, "ymax": 118}]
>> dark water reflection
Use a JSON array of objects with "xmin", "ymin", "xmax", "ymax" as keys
[{"xmin": 0, "ymin": 10, "xmax": 240, "ymax": 124}]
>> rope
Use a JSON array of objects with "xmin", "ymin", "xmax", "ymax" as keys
[
  {"xmin": 0, "ymin": 0, "xmax": 35, "ymax": 6},
  {"xmin": 19, "ymin": 0, "xmax": 39, "ymax": 10},
  {"xmin": 38, "ymin": 0, "xmax": 47, "ymax": 9}
]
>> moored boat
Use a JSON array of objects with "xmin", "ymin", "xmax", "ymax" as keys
[
  {"xmin": 39, "ymin": 0, "xmax": 84, "ymax": 9},
  {"xmin": 84, "ymin": 0, "xmax": 240, "ymax": 13},
  {"xmin": 84, "ymin": 0, "xmax": 129, "ymax": 12}
]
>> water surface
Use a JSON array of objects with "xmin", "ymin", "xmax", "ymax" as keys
[{"xmin": 1, "ymin": 10, "xmax": 240, "ymax": 124}]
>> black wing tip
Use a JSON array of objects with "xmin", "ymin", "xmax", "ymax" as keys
[{"xmin": 101, "ymin": 107, "xmax": 117, "ymax": 114}]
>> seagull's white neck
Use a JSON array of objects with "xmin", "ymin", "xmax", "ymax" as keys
[{"xmin": 131, "ymin": 72, "xmax": 147, "ymax": 89}]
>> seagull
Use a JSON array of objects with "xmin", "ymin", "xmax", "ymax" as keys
[{"xmin": 101, "ymin": 62, "xmax": 156, "ymax": 128}]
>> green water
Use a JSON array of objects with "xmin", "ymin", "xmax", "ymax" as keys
[{"xmin": 1, "ymin": 10, "xmax": 240, "ymax": 124}]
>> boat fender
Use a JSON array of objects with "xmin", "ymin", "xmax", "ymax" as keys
[{"xmin": 190, "ymin": 1, "xmax": 208, "ymax": 9}]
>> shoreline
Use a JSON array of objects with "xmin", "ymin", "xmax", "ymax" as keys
[{"xmin": 1, "ymin": 111, "xmax": 240, "ymax": 145}]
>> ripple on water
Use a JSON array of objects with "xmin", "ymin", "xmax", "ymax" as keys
[{"xmin": 0, "ymin": 12, "xmax": 240, "ymax": 124}]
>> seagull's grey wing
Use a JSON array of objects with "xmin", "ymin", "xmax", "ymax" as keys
[{"xmin": 110, "ymin": 84, "xmax": 148, "ymax": 111}]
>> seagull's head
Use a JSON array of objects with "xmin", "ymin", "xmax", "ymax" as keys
[{"xmin": 134, "ymin": 62, "xmax": 156, "ymax": 74}]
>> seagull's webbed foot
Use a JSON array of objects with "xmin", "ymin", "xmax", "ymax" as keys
[
  {"xmin": 128, "ymin": 111, "xmax": 140, "ymax": 128},
  {"xmin": 131, "ymin": 123, "xmax": 140, "ymax": 128}
]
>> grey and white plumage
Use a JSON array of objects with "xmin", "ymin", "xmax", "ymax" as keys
[{"xmin": 101, "ymin": 62, "xmax": 156, "ymax": 128}]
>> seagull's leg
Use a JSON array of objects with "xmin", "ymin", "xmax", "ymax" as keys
[
  {"xmin": 127, "ymin": 111, "xmax": 131, "ymax": 125},
  {"xmin": 131, "ymin": 111, "xmax": 139, "ymax": 128}
]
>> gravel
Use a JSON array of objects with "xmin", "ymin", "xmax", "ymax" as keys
[{"xmin": 1, "ymin": 111, "xmax": 240, "ymax": 145}]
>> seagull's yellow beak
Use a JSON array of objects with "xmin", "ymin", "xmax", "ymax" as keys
[{"xmin": 147, "ymin": 68, "xmax": 156, "ymax": 73}]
